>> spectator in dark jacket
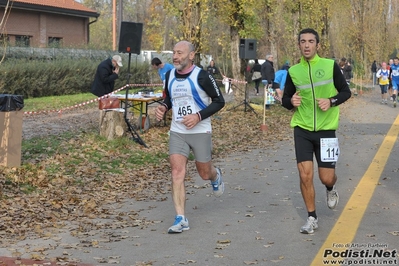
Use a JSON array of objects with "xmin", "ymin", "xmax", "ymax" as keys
[
  {"xmin": 371, "ymin": 60, "xmax": 377, "ymax": 86},
  {"xmin": 91, "ymin": 55, "xmax": 122, "ymax": 97},
  {"xmin": 207, "ymin": 59, "xmax": 220, "ymax": 78},
  {"xmin": 261, "ymin": 54, "xmax": 275, "ymax": 88},
  {"xmin": 339, "ymin": 57, "xmax": 352, "ymax": 85},
  {"xmin": 251, "ymin": 59, "xmax": 262, "ymax": 95}
]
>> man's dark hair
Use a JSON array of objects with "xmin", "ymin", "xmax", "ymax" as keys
[
  {"xmin": 151, "ymin": 57, "xmax": 162, "ymax": 66},
  {"xmin": 298, "ymin": 28, "xmax": 320, "ymax": 44}
]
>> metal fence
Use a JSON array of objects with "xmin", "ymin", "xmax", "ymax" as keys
[
  {"xmin": 0, "ymin": 46, "xmax": 213, "ymax": 66},
  {"xmin": 0, "ymin": 46, "xmax": 116, "ymax": 60}
]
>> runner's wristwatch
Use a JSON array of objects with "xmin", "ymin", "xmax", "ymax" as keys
[{"xmin": 329, "ymin": 98, "xmax": 337, "ymax": 107}]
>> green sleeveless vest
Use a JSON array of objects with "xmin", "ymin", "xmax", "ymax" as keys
[{"xmin": 288, "ymin": 54, "xmax": 340, "ymax": 131}]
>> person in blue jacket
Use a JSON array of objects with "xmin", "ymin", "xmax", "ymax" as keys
[
  {"xmin": 151, "ymin": 57, "xmax": 174, "ymax": 83},
  {"xmin": 272, "ymin": 64, "xmax": 289, "ymax": 101}
]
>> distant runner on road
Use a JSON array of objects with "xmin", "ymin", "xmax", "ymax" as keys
[{"xmin": 389, "ymin": 57, "xmax": 399, "ymax": 107}]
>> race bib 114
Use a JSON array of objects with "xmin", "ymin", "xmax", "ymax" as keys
[{"xmin": 320, "ymin": 138, "xmax": 340, "ymax": 162}]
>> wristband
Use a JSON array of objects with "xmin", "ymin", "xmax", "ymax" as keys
[{"xmin": 196, "ymin": 112, "xmax": 202, "ymax": 121}]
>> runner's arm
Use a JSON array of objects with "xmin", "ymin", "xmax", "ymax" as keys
[
  {"xmin": 281, "ymin": 73, "xmax": 296, "ymax": 110},
  {"xmin": 330, "ymin": 62, "xmax": 352, "ymax": 106},
  {"xmin": 161, "ymin": 70, "xmax": 172, "ymax": 110},
  {"xmin": 197, "ymin": 71, "xmax": 225, "ymax": 120}
]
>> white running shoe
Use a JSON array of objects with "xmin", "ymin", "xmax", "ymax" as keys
[
  {"xmin": 300, "ymin": 216, "xmax": 318, "ymax": 234},
  {"xmin": 326, "ymin": 186, "xmax": 339, "ymax": 209},
  {"xmin": 168, "ymin": 216, "xmax": 189, "ymax": 233},
  {"xmin": 211, "ymin": 168, "xmax": 224, "ymax": 197}
]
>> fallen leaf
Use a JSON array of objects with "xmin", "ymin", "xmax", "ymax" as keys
[{"xmin": 244, "ymin": 260, "xmax": 258, "ymax": 265}]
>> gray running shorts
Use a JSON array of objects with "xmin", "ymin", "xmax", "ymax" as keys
[{"xmin": 169, "ymin": 131, "xmax": 213, "ymax": 163}]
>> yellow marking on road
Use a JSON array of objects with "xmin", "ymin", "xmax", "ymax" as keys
[{"xmin": 311, "ymin": 114, "xmax": 399, "ymax": 266}]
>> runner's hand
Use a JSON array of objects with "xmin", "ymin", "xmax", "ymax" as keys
[
  {"xmin": 317, "ymin": 98, "xmax": 331, "ymax": 111},
  {"xmin": 291, "ymin": 91, "xmax": 302, "ymax": 107},
  {"xmin": 155, "ymin": 105, "xmax": 167, "ymax": 121},
  {"xmin": 182, "ymin": 114, "xmax": 200, "ymax": 130}
]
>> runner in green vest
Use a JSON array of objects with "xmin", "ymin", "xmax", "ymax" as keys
[{"xmin": 282, "ymin": 28, "xmax": 351, "ymax": 234}]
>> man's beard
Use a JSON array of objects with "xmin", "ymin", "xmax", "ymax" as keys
[
  {"xmin": 174, "ymin": 63, "xmax": 183, "ymax": 71},
  {"xmin": 174, "ymin": 58, "xmax": 189, "ymax": 71}
]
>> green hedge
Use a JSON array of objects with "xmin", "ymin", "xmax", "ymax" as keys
[{"xmin": 0, "ymin": 58, "xmax": 152, "ymax": 99}]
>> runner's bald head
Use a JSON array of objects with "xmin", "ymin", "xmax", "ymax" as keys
[{"xmin": 175, "ymin": 41, "xmax": 195, "ymax": 53}]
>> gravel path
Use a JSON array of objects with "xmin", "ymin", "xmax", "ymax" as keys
[{"xmin": 22, "ymin": 107, "xmax": 100, "ymax": 140}]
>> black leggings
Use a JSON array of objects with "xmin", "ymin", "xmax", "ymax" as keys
[{"xmin": 254, "ymin": 79, "xmax": 261, "ymax": 93}]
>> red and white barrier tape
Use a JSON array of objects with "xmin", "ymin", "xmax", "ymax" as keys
[
  {"xmin": 23, "ymin": 83, "xmax": 163, "ymax": 116},
  {"xmin": 219, "ymin": 74, "xmax": 247, "ymax": 84}
]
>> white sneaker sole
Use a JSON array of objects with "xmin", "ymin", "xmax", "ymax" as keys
[
  {"xmin": 327, "ymin": 197, "xmax": 339, "ymax": 209},
  {"xmin": 213, "ymin": 182, "xmax": 224, "ymax": 197},
  {"xmin": 300, "ymin": 228, "xmax": 315, "ymax": 234},
  {"xmin": 168, "ymin": 226, "xmax": 190, "ymax": 233}
]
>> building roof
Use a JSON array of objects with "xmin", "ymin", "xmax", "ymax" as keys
[{"xmin": 0, "ymin": 0, "xmax": 99, "ymax": 18}]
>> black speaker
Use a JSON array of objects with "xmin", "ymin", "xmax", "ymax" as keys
[
  {"xmin": 118, "ymin": 22, "xmax": 143, "ymax": 54},
  {"xmin": 239, "ymin": 39, "xmax": 257, "ymax": 59}
]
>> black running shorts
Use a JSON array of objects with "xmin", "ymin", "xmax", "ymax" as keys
[{"xmin": 294, "ymin": 126, "xmax": 337, "ymax": 169}]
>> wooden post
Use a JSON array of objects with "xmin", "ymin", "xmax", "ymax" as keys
[
  {"xmin": 0, "ymin": 111, "xmax": 23, "ymax": 167},
  {"xmin": 99, "ymin": 110, "xmax": 127, "ymax": 140},
  {"xmin": 260, "ymin": 86, "xmax": 268, "ymax": 131}
]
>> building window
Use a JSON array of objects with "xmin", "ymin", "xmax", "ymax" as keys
[
  {"xmin": 48, "ymin": 37, "xmax": 63, "ymax": 48},
  {"xmin": 0, "ymin": 34, "xmax": 9, "ymax": 45},
  {"xmin": 15, "ymin": 35, "xmax": 31, "ymax": 47}
]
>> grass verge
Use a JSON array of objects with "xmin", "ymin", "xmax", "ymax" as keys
[{"xmin": 23, "ymin": 93, "xmax": 97, "ymax": 112}]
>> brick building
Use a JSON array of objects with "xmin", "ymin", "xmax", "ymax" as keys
[{"xmin": 0, "ymin": 0, "xmax": 99, "ymax": 48}]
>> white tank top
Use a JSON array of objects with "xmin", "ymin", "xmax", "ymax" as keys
[{"xmin": 167, "ymin": 67, "xmax": 212, "ymax": 134}]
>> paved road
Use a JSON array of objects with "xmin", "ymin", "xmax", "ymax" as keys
[{"xmin": 1, "ymin": 88, "xmax": 399, "ymax": 266}]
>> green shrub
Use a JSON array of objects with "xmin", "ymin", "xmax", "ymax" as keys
[{"xmin": 0, "ymin": 58, "xmax": 151, "ymax": 99}]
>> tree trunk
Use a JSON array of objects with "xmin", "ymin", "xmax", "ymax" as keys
[{"xmin": 99, "ymin": 110, "xmax": 127, "ymax": 140}]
